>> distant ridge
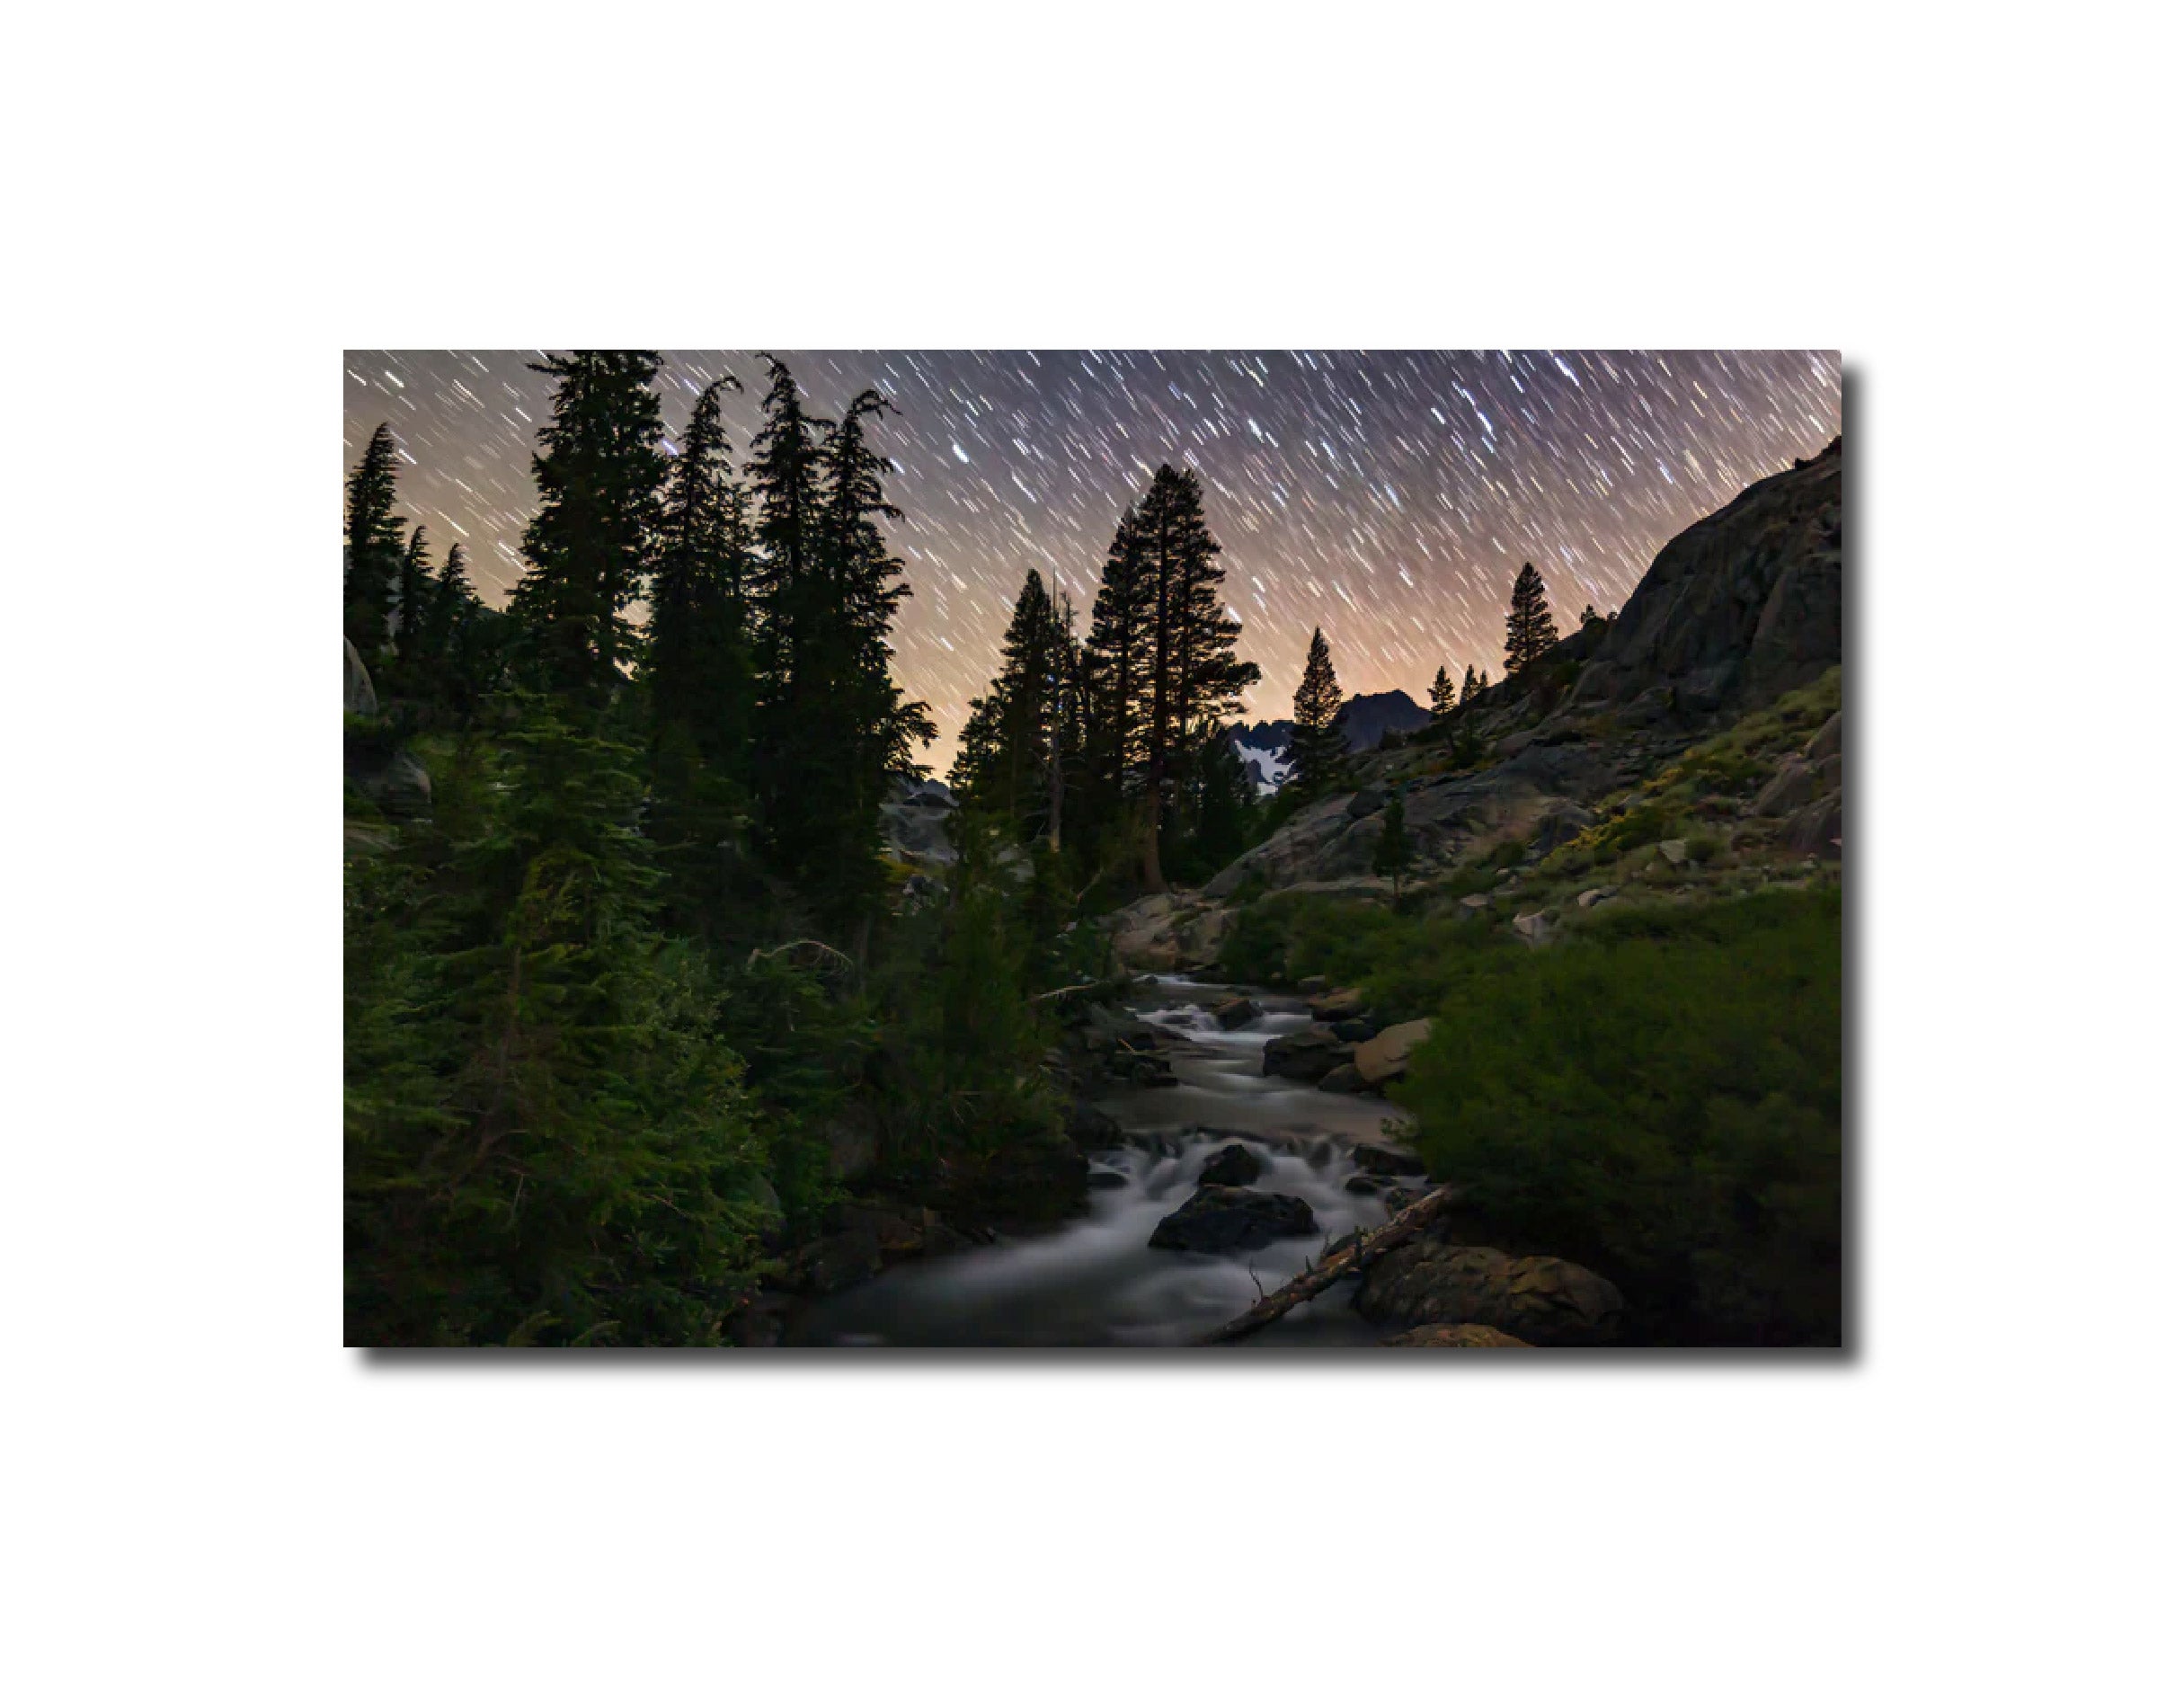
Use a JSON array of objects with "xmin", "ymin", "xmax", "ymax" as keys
[{"xmin": 1224, "ymin": 689, "xmax": 1431, "ymax": 793}]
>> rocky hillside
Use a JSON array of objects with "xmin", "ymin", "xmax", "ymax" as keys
[{"xmin": 1103, "ymin": 440, "xmax": 1844, "ymax": 967}]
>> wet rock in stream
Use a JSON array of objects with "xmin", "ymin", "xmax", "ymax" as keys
[{"xmin": 1148, "ymin": 1185, "xmax": 1318, "ymax": 1253}]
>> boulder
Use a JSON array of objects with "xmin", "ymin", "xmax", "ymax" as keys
[
  {"xmin": 1212, "ymin": 996, "xmax": 1262, "ymax": 1031},
  {"xmin": 1316, "ymin": 1063, "xmax": 1365, "ymax": 1094},
  {"xmin": 360, "ymin": 749, "xmax": 432, "ymax": 819},
  {"xmin": 1804, "ymin": 710, "xmax": 1842, "ymax": 763},
  {"xmin": 1656, "ymin": 838, "xmax": 1690, "ymax": 866},
  {"xmin": 1330, "ymin": 1017, "xmax": 1378, "ymax": 1044},
  {"xmin": 1531, "ymin": 803, "xmax": 1594, "ymax": 852},
  {"xmin": 1148, "ymin": 1186, "xmax": 1318, "ymax": 1253},
  {"xmin": 1350, "ymin": 1142, "xmax": 1428, "ymax": 1177},
  {"xmin": 879, "ymin": 799, "xmax": 957, "ymax": 869},
  {"xmin": 1065, "ymin": 1099, "xmax": 1124, "ymax": 1150},
  {"xmin": 342, "ymin": 637, "xmax": 377, "ymax": 717},
  {"xmin": 1262, "ymin": 1026, "xmax": 1354, "ymax": 1082},
  {"xmin": 1459, "ymin": 893, "xmax": 1495, "ymax": 916},
  {"xmin": 1575, "ymin": 886, "xmax": 1616, "ymax": 910},
  {"xmin": 1380, "ymin": 1324, "xmax": 1533, "ymax": 1348},
  {"xmin": 1512, "ymin": 911, "xmax": 1554, "ymax": 946},
  {"xmin": 1346, "ymin": 786, "xmax": 1389, "ymax": 820},
  {"xmin": 1353, "ymin": 1018, "xmax": 1434, "ymax": 1087},
  {"xmin": 1296, "ymin": 975, "xmax": 1331, "ymax": 995},
  {"xmin": 1087, "ymin": 1167, "xmax": 1131, "ymax": 1191},
  {"xmin": 1783, "ymin": 795, "xmax": 1842, "ymax": 858},
  {"xmin": 1197, "ymin": 1142, "xmax": 1265, "ymax": 1187},
  {"xmin": 1753, "ymin": 757, "xmax": 1816, "ymax": 818},
  {"xmin": 1308, "ymin": 986, "xmax": 1368, "ymax": 1021},
  {"xmin": 1356, "ymin": 1241, "xmax": 1624, "ymax": 1344}
]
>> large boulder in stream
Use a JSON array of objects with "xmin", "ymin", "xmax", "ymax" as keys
[
  {"xmin": 1356, "ymin": 1241, "xmax": 1624, "ymax": 1345},
  {"xmin": 1212, "ymin": 996, "xmax": 1262, "ymax": 1030},
  {"xmin": 1262, "ymin": 1025, "xmax": 1353, "ymax": 1082},
  {"xmin": 1148, "ymin": 1186, "xmax": 1318, "ymax": 1253},
  {"xmin": 1197, "ymin": 1142, "xmax": 1265, "ymax": 1187}
]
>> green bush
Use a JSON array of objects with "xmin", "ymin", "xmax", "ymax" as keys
[
  {"xmin": 1215, "ymin": 890, "xmax": 1517, "ymax": 1020},
  {"xmin": 1395, "ymin": 889, "xmax": 1841, "ymax": 1344}
]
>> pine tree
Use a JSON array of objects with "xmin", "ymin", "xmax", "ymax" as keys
[
  {"xmin": 1289, "ymin": 626, "xmax": 1347, "ymax": 795},
  {"xmin": 395, "ymin": 524, "xmax": 431, "ymax": 664},
  {"xmin": 1372, "ymin": 782, "xmax": 1413, "ymax": 896},
  {"xmin": 648, "ymin": 374, "xmax": 753, "ymax": 769},
  {"xmin": 418, "ymin": 540, "xmax": 484, "ymax": 706},
  {"xmin": 956, "ymin": 568, "xmax": 1064, "ymax": 838},
  {"xmin": 509, "ymin": 351, "xmax": 668, "ymax": 701},
  {"xmin": 1137, "ymin": 465, "xmax": 1256, "ymax": 888},
  {"xmin": 1429, "ymin": 664, "xmax": 1457, "ymax": 721},
  {"xmin": 1504, "ymin": 562, "xmax": 1558, "ymax": 678},
  {"xmin": 1082, "ymin": 499, "xmax": 1152, "ymax": 815},
  {"xmin": 343, "ymin": 422, "xmax": 406, "ymax": 663},
  {"xmin": 1079, "ymin": 468, "xmax": 1256, "ymax": 889},
  {"xmin": 752, "ymin": 375, "xmax": 934, "ymax": 939},
  {"xmin": 1460, "ymin": 662, "xmax": 1483, "ymax": 705},
  {"xmin": 1581, "ymin": 602, "xmax": 1601, "ymax": 626}
]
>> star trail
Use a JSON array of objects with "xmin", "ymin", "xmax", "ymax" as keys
[{"xmin": 342, "ymin": 350, "xmax": 1840, "ymax": 758}]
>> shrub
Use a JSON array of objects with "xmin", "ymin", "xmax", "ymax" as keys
[{"xmin": 1395, "ymin": 889, "xmax": 1841, "ymax": 1344}]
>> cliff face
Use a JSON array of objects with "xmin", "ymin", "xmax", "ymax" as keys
[
  {"xmin": 1568, "ymin": 437, "xmax": 1842, "ymax": 716},
  {"xmin": 1192, "ymin": 439, "xmax": 1844, "ymax": 902}
]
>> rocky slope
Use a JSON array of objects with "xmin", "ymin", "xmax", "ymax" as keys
[{"xmin": 1100, "ymin": 440, "xmax": 1844, "ymax": 965}]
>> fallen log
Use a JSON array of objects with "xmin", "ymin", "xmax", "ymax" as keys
[{"xmin": 1195, "ymin": 1181, "xmax": 1463, "ymax": 1346}]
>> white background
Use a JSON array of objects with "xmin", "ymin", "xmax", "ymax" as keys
[{"xmin": 4, "ymin": 3, "xmax": 2178, "ymax": 1693}]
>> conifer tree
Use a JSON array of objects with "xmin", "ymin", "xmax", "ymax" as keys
[
  {"xmin": 418, "ymin": 540, "xmax": 484, "ymax": 706},
  {"xmin": 1581, "ymin": 602, "xmax": 1601, "ymax": 626},
  {"xmin": 1372, "ymin": 782, "xmax": 1413, "ymax": 896},
  {"xmin": 1079, "ymin": 468, "xmax": 1256, "ymax": 888},
  {"xmin": 648, "ymin": 374, "xmax": 753, "ymax": 769},
  {"xmin": 343, "ymin": 422, "xmax": 406, "ymax": 663},
  {"xmin": 1504, "ymin": 561, "xmax": 1558, "ymax": 678},
  {"xmin": 1082, "ymin": 500, "xmax": 1152, "ymax": 813},
  {"xmin": 1429, "ymin": 664, "xmax": 1457, "ymax": 721},
  {"xmin": 1460, "ymin": 662, "xmax": 1483, "ymax": 706},
  {"xmin": 395, "ymin": 524, "xmax": 431, "ymax": 663},
  {"xmin": 752, "ymin": 375, "xmax": 933, "ymax": 938},
  {"xmin": 955, "ymin": 568, "xmax": 1064, "ymax": 838},
  {"xmin": 1288, "ymin": 626, "xmax": 1347, "ymax": 794},
  {"xmin": 509, "ymin": 351, "xmax": 668, "ymax": 701}
]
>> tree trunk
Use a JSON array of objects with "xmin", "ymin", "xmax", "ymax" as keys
[{"xmin": 1195, "ymin": 1183, "xmax": 1463, "ymax": 1346}]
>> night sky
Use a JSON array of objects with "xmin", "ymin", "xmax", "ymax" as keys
[{"xmin": 342, "ymin": 350, "xmax": 1840, "ymax": 758}]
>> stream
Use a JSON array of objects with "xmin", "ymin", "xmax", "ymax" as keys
[{"xmin": 791, "ymin": 978, "xmax": 1416, "ymax": 1346}]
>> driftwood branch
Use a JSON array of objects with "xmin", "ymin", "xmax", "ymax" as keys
[
  {"xmin": 1195, "ymin": 1183, "xmax": 1463, "ymax": 1346},
  {"xmin": 1030, "ymin": 981, "xmax": 1105, "ymax": 1004}
]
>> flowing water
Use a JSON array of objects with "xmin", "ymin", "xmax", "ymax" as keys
[{"xmin": 791, "ymin": 979, "xmax": 1416, "ymax": 1347}]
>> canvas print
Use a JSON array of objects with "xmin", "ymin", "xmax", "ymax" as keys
[{"xmin": 344, "ymin": 350, "xmax": 1843, "ymax": 1349}]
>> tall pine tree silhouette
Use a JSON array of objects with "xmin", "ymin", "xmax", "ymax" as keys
[
  {"xmin": 1082, "ymin": 498, "xmax": 1151, "ymax": 821},
  {"xmin": 1460, "ymin": 662, "xmax": 1483, "ymax": 705},
  {"xmin": 394, "ymin": 524, "xmax": 431, "ymax": 666},
  {"xmin": 343, "ymin": 422, "xmax": 406, "ymax": 664},
  {"xmin": 1504, "ymin": 561, "xmax": 1558, "ymax": 679},
  {"xmin": 1289, "ymin": 626, "xmax": 1346, "ymax": 795},
  {"xmin": 648, "ymin": 374, "xmax": 752, "ymax": 769},
  {"xmin": 1429, "ymin": 664, "xmax": 1457, "ymax": 721},
  {"xmin": 954, "ymin": 568, "xmax": 1065, "ymax": 839},
  {"xmin": 751, "ymin": 371, "xmax": 933, "ymax": 940},
  {"xmin": 1079, "ymin": 467, "xmax": 1256, "ymax": 888},
  {"xmin": 510, "ymin": 351, "xmax": 668, "ymax": 702}
]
